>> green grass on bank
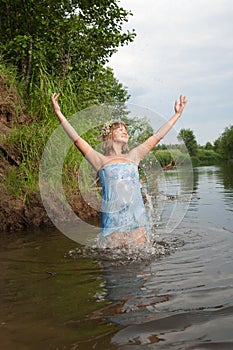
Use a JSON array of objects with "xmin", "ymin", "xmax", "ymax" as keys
[
  {"xmin": 192, "ymin": 149, "xmax": 223, "ymax": 166},
  {"xmin": 155, "ymin": 149, "xmax": 223, "ymax": 168},
  {"xmin": 1, "ymin": 64, "xmax": 97, "ymax": 198}
]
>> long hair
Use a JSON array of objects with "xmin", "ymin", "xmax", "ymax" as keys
[{"xmin": 102, "ymin": 121, "xmax": 129, "ymax": 156}]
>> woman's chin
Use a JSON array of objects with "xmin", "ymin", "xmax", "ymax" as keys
[{"xmin": 114, "ymin": 138, "xmax": 128, "ymax": 144}]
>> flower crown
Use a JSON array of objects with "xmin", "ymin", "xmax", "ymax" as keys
[{"xmin": 98, "ymin": 121, "xmax": 113, "ymax": 140}]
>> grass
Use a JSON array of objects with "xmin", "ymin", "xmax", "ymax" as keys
[
  {"xmin": 1, "ymin": 64, "xmax": 87, "ymax": 198},
  {"xmin": 197, "ymin": 149, "xmax": 223, "ymax": 165}
]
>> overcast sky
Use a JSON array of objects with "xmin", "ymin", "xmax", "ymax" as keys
[{"xmin": 109, "ymin": 0, "xmax": 233, "ymax": 145}]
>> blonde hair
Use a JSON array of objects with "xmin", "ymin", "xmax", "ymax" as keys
[{"xmin": 102, "ymin": 121, "xmax": 129, "ymax": 155}]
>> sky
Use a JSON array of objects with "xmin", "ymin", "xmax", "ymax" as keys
[{"xmin": 109, "ymin": 0, "xmax": 233, "ymax": 145}]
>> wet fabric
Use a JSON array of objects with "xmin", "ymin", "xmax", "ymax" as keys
[{"xmin": 98, "ymin": 162, "xmax": 148, "ymax": 237}]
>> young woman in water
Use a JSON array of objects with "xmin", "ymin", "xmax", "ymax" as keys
[{"xmin": 51, "ymin": 93, "xmax": 187, "ymax": 248}]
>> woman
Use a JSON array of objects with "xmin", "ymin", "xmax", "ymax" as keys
[{"xmin": 51, "ymin": 93, "xmax": 187, "ymax": 248}]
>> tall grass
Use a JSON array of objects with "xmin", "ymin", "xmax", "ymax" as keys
[
  {"xmin": 0, "ymin": 59, "xmax": 25, "ymax": 94},
  {"xmin": 2, "ymin": 66, "xmax": 92, "ymax": 197}
]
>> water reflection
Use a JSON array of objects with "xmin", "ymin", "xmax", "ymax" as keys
[
  {"xmin": 1, "ymin": 165, "xmax": 233, "ymax": 350},
  {"xmin": 218, "ymin": 163, "xmax": 233, "ymax": 190}
]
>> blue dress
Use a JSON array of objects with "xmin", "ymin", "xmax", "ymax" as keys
[{"xmin": 98, "ymin": 162, "xmax": 148, "ymax": 237}]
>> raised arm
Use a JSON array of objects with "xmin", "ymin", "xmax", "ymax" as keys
[
  {"xmin": 52, "ymin": 93, "xmax": 80, "ymax": 142},
  {"xmin": 130, "ymin": 95, "xmax": 187, "ymax": 163},
  {"xmin": 51, "ymin": 93, "xmax": 104, "ymax": 170}
]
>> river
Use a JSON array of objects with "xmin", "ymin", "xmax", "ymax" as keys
[{"xmin": 1, "ymin": 164, "xmax": 233, "ymax": 349}]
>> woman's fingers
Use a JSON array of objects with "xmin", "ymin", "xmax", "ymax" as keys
[
  {"xmin": 180, "ymin": 95, "xmax": 187, "ymax": 105},
  {"xmin": 52, "ymin": 92, "xmax": 60, "ymax": 100}
]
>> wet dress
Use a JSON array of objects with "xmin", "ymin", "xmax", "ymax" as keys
[{"xmin": 98, "ymin": 162, "xmax": 148, "ymax": 237}]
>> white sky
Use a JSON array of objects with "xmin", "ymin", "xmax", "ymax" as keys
[{"xmin": 109, "ymin": 0, "xmax": 233, "ymax": 145}]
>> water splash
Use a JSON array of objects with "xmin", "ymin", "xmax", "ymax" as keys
[{"xmin": 65, "ymin": 236, "xmax": 172, "ymax": 265}]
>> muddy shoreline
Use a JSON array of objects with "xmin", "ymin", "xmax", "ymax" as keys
[{"xmin": 0, "ymin": 181, "xmax": 100, "ymax": 232}]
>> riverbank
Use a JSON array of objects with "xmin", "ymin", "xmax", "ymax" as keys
[
  {"xmin": 0, "ymin": 159, "xmax": 99, "ymax": 231},
  {"xmin": 0, "ymin": 67, "xmax": 101, "ymax": 232}
]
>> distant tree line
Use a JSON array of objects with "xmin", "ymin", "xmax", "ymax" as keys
[{"xmin": 173, "ymin": 127, "xmax": 233, "ymax": 165}]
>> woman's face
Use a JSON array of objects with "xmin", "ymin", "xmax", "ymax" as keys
[{"xmin": 111, "ymin": 124, "xmax": 129, "ymax": 143}]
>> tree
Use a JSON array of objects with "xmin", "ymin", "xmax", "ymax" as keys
[
  {"xmin": 177, "ymin": 128, "xmax": 198, "ymax": 156},
  {"xmin": 205, "ymin": 141, "xmax": 213, "ymax": 150},
  {"xmin": 0, "ymin": 0, "xmax": 136, "ymax": 91},
  {"xmin": 213, "ymin": 138, "xmax": 221, "ymax": 153},
  {"xmin": 216, "ymin": 125, "xmax": 233, "ymax": 160}
]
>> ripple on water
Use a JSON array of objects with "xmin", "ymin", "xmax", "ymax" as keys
[{"xmin": 64, "ymin": 222, "xmax": 233, "ymax": 349}]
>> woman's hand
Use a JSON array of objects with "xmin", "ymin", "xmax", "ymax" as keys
[
  {"xmin": 174, "ymin": 95, "xmax": 187, "ymax": 116},
  {"xmin": 51, "ymin": 92, "xmax": 61, "ymax": 113}
]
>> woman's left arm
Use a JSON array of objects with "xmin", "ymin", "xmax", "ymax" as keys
[{"xmin": 130, "ymin": 95, "xmax": 187, "ymax": 162}]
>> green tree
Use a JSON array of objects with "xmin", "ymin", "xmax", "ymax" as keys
[
  {"xmin": 0, "ymin": 0, "xmax": 135, "ymax": 92},
  {"xmin": 213, "ymin": 138, "xmax": 221, "ymax": 152},
  {"xmin": 216, "ymin": 125, "xmax": 233, "ymax": 160},
  {"xmin": 177, "ymin": 128, "xmax": 198, "ymax": 156},
  {"xmin": 205, "ymin": 141, "xmax": 213, "ymax": 150}
]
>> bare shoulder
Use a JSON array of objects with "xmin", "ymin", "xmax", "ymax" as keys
[
  {"xmin": 85, "ymin": 149, "xmax": 107, "ymax": 171},
  {"xmin": 127, "ymin": 148, "xmax": 140, "ymax": 164}
]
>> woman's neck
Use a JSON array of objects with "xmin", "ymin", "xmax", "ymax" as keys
[{"xmin": 110, "ymin": 142, "xmax": 124, "ymax": 156}]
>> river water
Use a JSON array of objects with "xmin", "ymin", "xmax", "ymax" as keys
[{"xmin": 1, "ymin": 164, "xmax": 233, "ymax": 349}]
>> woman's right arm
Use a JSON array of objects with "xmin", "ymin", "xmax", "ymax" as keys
[
  {"xmin": 129, "ymin": 95, "xmax": 187, "ymax": 163},
  {"xmin": 51, "ymin": 93, "xmax": 105, "ymax": 170}
]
